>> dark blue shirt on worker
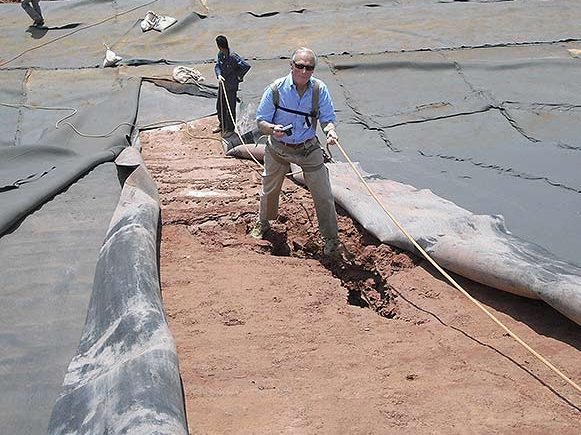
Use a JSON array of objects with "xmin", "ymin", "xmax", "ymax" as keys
[
  {"xmin": 214, "ymin": 49, "xmax": 251, "ymax": 91},
  {"xmin": 256, "ymin": 74, "xmax": 336, "ymax": 145}
]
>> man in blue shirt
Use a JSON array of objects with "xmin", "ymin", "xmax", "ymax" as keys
[
  {"xmin": 251, "ymin": 47, "xmax": 342, "ymax": 257},
  {"xmin": 214, "ymin": 35, "xmax": 251, "ymax": 136}
]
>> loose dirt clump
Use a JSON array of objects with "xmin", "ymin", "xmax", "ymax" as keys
[
  {"xmin": 141, "ymin": 117, "xmax": 580, "ymax": 434},
  {"xmin": 242, "ymin": 188, "xmax": 416, "ymax": 319}
]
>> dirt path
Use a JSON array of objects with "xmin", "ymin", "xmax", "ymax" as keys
[{"xmin": 141, "ymin": 117, "xmax": 580, "ymax": 434}]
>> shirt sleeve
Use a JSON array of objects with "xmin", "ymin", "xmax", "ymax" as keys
[
  {"xmin": 256, "ymin": 85, "xmax": 275, "ymax": 123},
  {"xmin": 235, "ymin": 54, "xmax": 251, "ymax": 79},
  {"xmin": 214, "ymin": 54, "xmax": 221, "ymax": 77},
  {"xmin": 316, "ymin": 81, "xmax": 336, "ymax": 123}
]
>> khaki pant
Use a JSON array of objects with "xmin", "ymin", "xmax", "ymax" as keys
[{"xmin": 259, "ymin": 137, "xmax": 338, "ymax": 241}]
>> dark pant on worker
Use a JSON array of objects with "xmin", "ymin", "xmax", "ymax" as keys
[
  {"xmin": 216, "ymin": 87, "xmax": 237, "ymax": 134},
  {"xmin": 22, "ymin": 0, "xmax": 43, "ymax": 23}
]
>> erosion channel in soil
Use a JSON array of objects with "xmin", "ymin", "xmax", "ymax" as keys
[{"xmin": 141, "ymin": 117, "xmax": 580, "ymax": 434}]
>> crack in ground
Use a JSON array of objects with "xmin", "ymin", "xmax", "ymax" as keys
[
  {"xmin": 503, "ymin": 101, "xmax": 581, "ymax": 112},
  {"xmin": 378, "ymin": 106, "xmax": 493, "ymax": 129},
  {"xmin": 324, "ymin": 58, "xmax": 400, "ymax": 153},
  {"xmin": 259, "ymin": 207, "xmax": 420, "ymax": 319},
  {"xmin": 418, "ymin": 150, "xmax": 581, "ymax": 193},
  {"xmin": 331, "ymin": 260, "xmax": 398, "ymax": 319},
  {"xmin": 495, "ymin": 105, "xmax": 541, "ymax": 143},
  {"xmin": 440, "ymin": 52, "xmax": 543, "ymax": 143}
]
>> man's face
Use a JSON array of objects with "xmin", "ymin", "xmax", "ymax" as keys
[{"xmin": 290, "ymin": 51, "xmax": 315, "ymax": 87}]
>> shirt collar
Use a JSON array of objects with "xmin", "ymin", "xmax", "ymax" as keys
[{"xmin": 287, "ymin": 73, "xmax": 313, "ymax": 91}]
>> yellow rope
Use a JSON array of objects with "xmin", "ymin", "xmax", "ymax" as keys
[
  {"xmin": 8, "ymin": 69, "xmax": 578, "ymax": 398},
  {"xmin": 334, "ymin": 139, "xmax": 581, "ymax": 395},
  {"xmin": 218, "ymin": 79, "xmax": 305, "ymax": 177},
  {"xmin": 7, "ymin": 86, "xmax": 577, "ymax": 396},
  {"xmin": 218, "ymin": 79, "xmax": 265, "ymax": 168},
  {"xmin": 0, "ymin": 101, "xmax": 225, "ymax": 143},
  {"xmin": 0, "ymin": 0, "xmax": 159, "ymax": 68}
]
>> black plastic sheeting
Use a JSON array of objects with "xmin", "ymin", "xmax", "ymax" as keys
[
  {"xmin": 0, "ymin": 0, "xmax": 581, "ymax": 68},
  {"xmin": 0, "ymin": 162, "xmax": 122, "ymax": 433},
  {"xmin": 47, "ymin": 149, "xmax": 187, "ymax": 434},
  {"xmin": 136, "ymin": 79, "xmax": 217, "ymax": 128},
  {"xmin": 326, "ymin": 163, "xmax": 581, "ymax": 325},
  {"xmin": 2, "ymin": 0, "xmax": 581, "ymax": 432},
  {"xmin": 0, "ymin": 65, "xmax": 189, "ymax": 432},
  {"xmin": 0, "ymin": 79, "xmax": 138, "ymax": 236},
  {"xmin": 2, "ymin": 0, "xmax": 581, "ymax": 69},
  {"xmin": 324, "ymin": 50, "xmax": 581, "ymax": 265}
]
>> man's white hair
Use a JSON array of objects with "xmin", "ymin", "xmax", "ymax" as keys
[{"xmin": 292, "ymin": 47, "xmax": 317, "ymax": 66}]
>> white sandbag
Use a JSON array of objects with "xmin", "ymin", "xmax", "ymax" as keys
[
  {"xmin": 141, "ymin": 11, "xmax": 177, "ymax": 32},
  {"xmin": 226, "ymin": 143, "xmax": 265, "ymax": 162},
  {"xmin": 102, "ymin": 44, "xmax": 121, "ymax": 68},
  {"xmin": 172, "ymin": 66, "xmax": 205, "ymax": 84}
]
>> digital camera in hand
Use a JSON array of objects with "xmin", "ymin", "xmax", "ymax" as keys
[{"xmin": 281, "ymin": 124, "xmax": 293, "ymax": 136}]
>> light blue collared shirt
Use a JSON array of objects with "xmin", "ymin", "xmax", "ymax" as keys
[{"xmin": 256, "ymin": 74, "xmax": 336, "ymax": 144}]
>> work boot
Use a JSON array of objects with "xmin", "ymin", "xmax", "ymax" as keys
[
  {"xmin": 323, "ymin": 238, "xmax": 348, "ymax": 260},
  {"xmin": 323, "ymin": 238, "xmax": 339, "ymax": 256},
  {"xmin": 250, "ymin": 219, "xmax": 270, "ymax": 239}
]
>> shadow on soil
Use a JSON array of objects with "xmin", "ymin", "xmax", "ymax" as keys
[
  {"xmin": 259, "ymin": 210, "xmax": 581, "ymax": 412},
  {"xmin": 419, "ymin": 262, "xmax": 581, "ymax": 351},
  {"xmin": 260, "ymin": 204, "xmax": 580, "ymax": 350}
]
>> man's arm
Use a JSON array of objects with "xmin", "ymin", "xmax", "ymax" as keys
[
  {"xmin": 214, "ymin": 55, "xmax": 223, "ymax": 81},
  {"xmin": 257, "ymin": 120, "xmax": 284, "ymax": 139},
  {"xmin": 256, "ymin": 86, "xmax": 285, "ymax": 139},
  {"xmin": 321, "ymin": 122, "xmax": 338, "ymax": 145},
  {"xmin": 318, "ymin": 84, "xmax": 339, "ymax": 145},
  {"xmin": 234, "ymin": 53, "xmax": 251, "ymax": 81}
]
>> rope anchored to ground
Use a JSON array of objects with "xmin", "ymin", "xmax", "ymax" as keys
[{"xmin": 333, "ymin": 138, "xmax": 580, "ymax": 397}]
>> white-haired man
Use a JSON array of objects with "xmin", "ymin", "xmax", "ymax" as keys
[{"xmin": 252, "ymin": 47, "xmax": 342, "ymax": 257}]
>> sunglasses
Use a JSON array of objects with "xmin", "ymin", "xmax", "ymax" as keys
[{"xmin": 293, "ymin": 61, "xmax": 315, "ymax": 71}]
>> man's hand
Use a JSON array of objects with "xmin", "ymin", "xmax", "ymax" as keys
[
  {"xmin": 326, "ymin": 129, "xmax": 338, "ymax": 146},
  {"xmin": 272, "ymin": 124, "xmax": 286, "ymax": 140}
]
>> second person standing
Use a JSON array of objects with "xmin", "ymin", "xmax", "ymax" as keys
[{"xmin": 214, "ymin": 35, "xmax": 251, "ymax": 137}]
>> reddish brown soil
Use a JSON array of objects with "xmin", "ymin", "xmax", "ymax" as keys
[{"xmin": 141, "ymin": 117, "xmax": 580, "ymax": 434}]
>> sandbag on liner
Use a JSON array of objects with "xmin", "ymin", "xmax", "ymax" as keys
[
  {"xmin": 316, "ymin": 162, "xmax": 581, "ymax": 325},
  {"xmin": 226, "ymin": 142, "xmax": 266, "ymax": 162},
  {"xmin": 48, "ymin": 148, "xmax": 187, "ymax": 434}
]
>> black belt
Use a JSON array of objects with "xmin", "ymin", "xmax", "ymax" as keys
[{"xmin": 280, "ymin": 138, "xmax": 315, "ymax": 148}]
